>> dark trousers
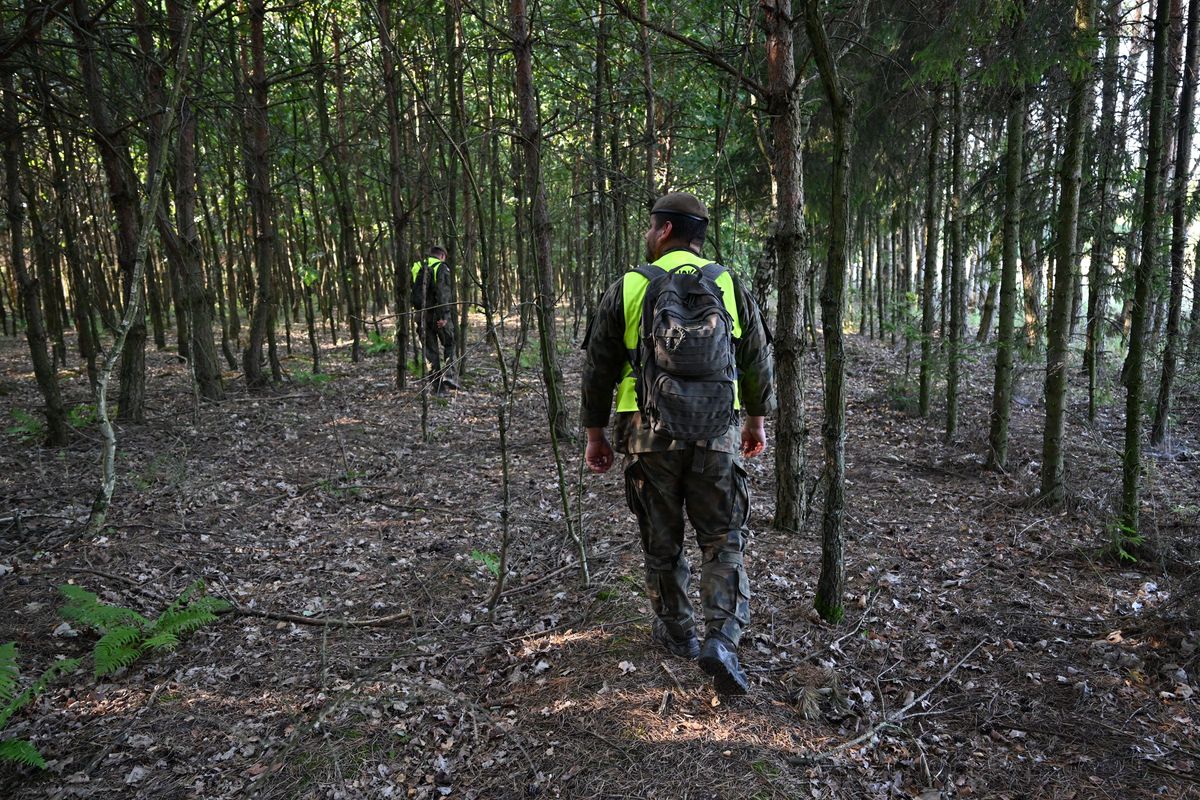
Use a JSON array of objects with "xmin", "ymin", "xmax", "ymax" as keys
[
  {"xmin": 623, "ymin": 447, "xmax": 751, "ymax": 645},
  {"xmin": 419, "ymin": 311, "xmax": 455, "ymax": 381}
]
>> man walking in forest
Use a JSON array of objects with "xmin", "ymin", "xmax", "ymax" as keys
[
  {"xmin": 581, "ymin": 192, "xmax": 775, "ymax": 695},
  {"xmin": 411, "ymin": 245, "xmax": 457, "ymax": 393}
]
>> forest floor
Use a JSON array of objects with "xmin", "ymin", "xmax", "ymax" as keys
[{"xmin": 1, "ymin": 317, "xmax": 1199, "ymax": 800}]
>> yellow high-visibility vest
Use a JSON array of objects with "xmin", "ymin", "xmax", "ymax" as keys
[
  {"xmin": 411, "ymin": 256, "xmax": 443, "ymax": 284},
  {"xmin": 615, "ymin": 250, "xmax": 741, "ymax": 412}
]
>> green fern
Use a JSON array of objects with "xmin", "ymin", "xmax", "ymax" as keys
[
  {"xmin": 58, "ymin": 581, "xmax": 229, "ymax": 677},
  {"xmin": 0, "ymin": 738, "xmax": 46, "ymax": 769},
  {"xmin": 59, "ymin": 585, "xmax": 148, "ymax": 632},
  {"xmin": 0, "ymin": 642, "xmax": 17, "ymax": 706},
  {"xmin": 94, "ymin": 626, "xmax": 143, "ymax": 677},
  {"xmin": 0, "ymin": 645, "xmax": 80, "ymax": 770}
]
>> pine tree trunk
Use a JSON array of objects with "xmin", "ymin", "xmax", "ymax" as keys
[
  {"xmin": 988, "ymin": 85, "xmax": 1025, "ymax": 469},
  {"xmin": 1152, "ymin": 0, "xmax": 1199, "ymax": 445},
  {"xmin": 806, "ymin": 0, "xmax": 849, "ymax": 624},
  {"xmin": 918, "ymin": 91, "xmax": 942, "ymax": 417},
  {"xmin": 1041, "ymin": 0, "xmax": 1095, "ymax": 505},
  {"xmin": 946, "ymin": 80, "xmax": 965, "ymax": 440},
  {"xmin": 1122, "ymin": 0, "xmax": 1171, "ymax": 537},
  {"xmin": 242, "ymin": 0, "xmax": 276, "ymax": 388},
  {"xmin": 512, "ymin": 0, "xmax": 571, "ymax": 440},
  {"xmin": 765, "ymin": 0, "xmax": 809, "ymax": 533},
  {"xmin": 376, "ymin": 0, "xmax": 410, "ymax": 389},
  {"xmin": 72, "ymin": 0, "xmax": 146, "ymax": 422},
  {"xmin": 1086, "ymin": 0, "xmax": 1123, "ymax": 422},
  {"xmin": 2, "ymin": 70, "xmax": 69, "ymax": 445}
]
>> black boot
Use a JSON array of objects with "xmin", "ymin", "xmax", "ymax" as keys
[
  {"xmin": 698, "ymin": 634, "xmax": 748, "ymax": 695},
  {"xmin": 651, "ymin": 618, "xmax": 700, "ymax": 660}
]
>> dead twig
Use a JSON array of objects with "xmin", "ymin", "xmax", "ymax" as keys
[
  {"xmin": 223, "ymin": 605, "xmax": 413, "ymax": 628},
  {"xmin": 790, "ymin": 639, "xmax": 988, "ymax": 765}
]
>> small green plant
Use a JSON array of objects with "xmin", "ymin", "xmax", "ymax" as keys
[
  {"xmin": 292, "ymin": 368, "xmax": 334, "ymax": 387},
  {"xmin": 59, "ymin": 581, "xmax": 229, "ymax": 677},
  {"xmin": 0, "ymin": 643, "xmax": 80, "ymax": 769},
  {"xmin": 6, "ymin": 409, "xmax": 45, "ymax": 442},
  {"xmin": 885, "ymin": 380, "xmax": 919, "ymax": 414},
  {"xmin": 470, "ymin": 549, "xmax": 501, "ymax": 578},
  {"xmin": 1107, "ymin": 520, "xmax": 1145, "ymax": 563},
  {"xmin": 131, "ymin": 453, "xmax": 186, "ymax": 491},
  {"xmin": 318, "ymin": 470, "xmax": 365, "ymax": 498},
  {"xmin": 67, "ymin": 404, "xmax": 96, "ymax": 429},
  {"xmin": 366, "ymin": 330, "xmax": 396, "ymax": 355}
]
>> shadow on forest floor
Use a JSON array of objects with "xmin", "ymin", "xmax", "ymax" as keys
[{"xmin": 1, "ymin": 321, "xmax": 1198, "ymax": 799}]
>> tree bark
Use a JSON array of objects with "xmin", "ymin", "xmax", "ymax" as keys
[
  {"xmin": 2, "ymin": 70, "xmax": 69, "ymax": 445},
  {"xmin": 918, "ymin": 91, "xmax": 942, "ymax": 417},
  {"xmin": 242, "ymin": 0, "xmax": 276, "ymax": 388},
  {"xmin": 512, "ymin": 0, "xmax": 571, "ymax": 440},
  {"xmin": 765, "ymin": 0, "xmax": 809, "ymax": 534},
  {"xmin": 166, "ymin": 0, "xmax": 222, "ymax": 401},
  {"xmin": 1041, "ymin": 0, "xmax": 1095, "ymax": 506},
  {"xmin": 988, "ymin": 85, "xmax": 1025, "ymax": 469},
  {"xmin": 72, "ymin": 0, "xmax": 146, "ymax": 422},
  {"xmin": 805, "ymin": 0, "xmax": 849, "ymax": 624},
  {"xmin": 375, "ymin": 0, "xmax": 411, "ymax": 389},
  {"xmin": 1086, "ymin": 0, "xmax": 1123, "ymax": 422},
  {"xmin": 1152, "ymin": 0, "xmax": 1199, "ymax": 445},
  {"xmin": 946, "ymin": 80, "xmax": 965, "ymax": 440},
  {"xmin": 1121, "ymin": 0, "xmax": 1171, "ymax": 537}
]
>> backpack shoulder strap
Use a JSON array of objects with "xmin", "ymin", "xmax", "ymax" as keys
[
  {"xmin": 632, "ymin": 263, "xmax": 664, "ymax": 282},
  {"xmin": 699, "ymin": 262, "xmax": 727, "ymax": 281}
]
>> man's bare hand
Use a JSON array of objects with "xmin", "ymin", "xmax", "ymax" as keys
[
  {"xmin": 740, "ymin": 416, "xmax": 767, "ymax": 458},
  {"xmin": 585, "ymin": 428, "xmax": 614, "ymax": 473}
]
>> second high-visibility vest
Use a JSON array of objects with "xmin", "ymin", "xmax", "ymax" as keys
[{"xmin": 615, "ymin": 250, "xmax": 742, "ymax": 413}]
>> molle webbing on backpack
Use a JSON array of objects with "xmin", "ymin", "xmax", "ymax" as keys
[{"xmin": 615, "ymin": 254, "xmax": 741, "ymax": 415}]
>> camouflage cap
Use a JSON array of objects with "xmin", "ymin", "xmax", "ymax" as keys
[{"xmin": 650, "ymin": 192, "xmax": 709, "ymax": 222}]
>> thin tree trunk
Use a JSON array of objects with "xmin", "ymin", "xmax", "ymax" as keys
[
  {"xmin": 2, "ymin": 70, "xmax": 69, "ymax": 445},
  {"xmin": 1086, "ymin": 0, "xmax": 1123, "ymax": 422},
  {"xmin": 512, "ymin": 0, "xmax": 571, "ymax": 440},
  {"xmin": 1041, "ymin": 0, "xmax": 1095, "ymax": 505},
  {"xmin": 375, "ymin": 0, "xmax": 410, "ymax": 389},
  {"xmin": 946, "ymin": 80, "xmax": 965, "ymax": 440},
  {"xmin": 88, "ymin": 1, "xmax": 193, "ymax": 532},
  {"xmin": 765, "ymin": 0, "xmax": 809, "ymax": 533},
  {"xmin": 72, "ymin": 0, "xmax": 147, "ymax": 422},
  {"xmin": 988, "ymin": 85, "xmax": 1025, "ymax": 469},
  {"xmin": 806, "ymin": 0, "xmax": 849, "ymax": 624},
  {"xmin": 242, "ymin": 0, "xmax": 276, "ymax": 388},
  {"xmin": 639, "ymin": 0, "xmax": 656, "ymax": 204},
  {"xmin": 1121, "ymin": 0, "xmax": 1170, "ymax": 540},
  {"xmin": 1153, "ymin": 0, "xmax": 1200, "ymax": 445},
  {"xmin": 918, "ymin": 90, "xmax": 942, "ymax": 417}
]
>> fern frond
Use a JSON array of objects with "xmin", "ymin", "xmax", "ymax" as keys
[
  {"xmin": 0, "ymin": 643, "xmax": 19, "ymax": 706},
  {"xmin": 0, "ymin": 657, "xmax": 78, "ymax": 731},
  {"xmin": 0, "ymin": 738, "xmax": 47, "ymax": 769},
  {"xmin": 152, "ymin": 606, "xmax": 218, "ymax": 639},
  {"xmin": 139, "ymin": 633, "xmax": 179, "ymax": 652},
  {"xmin": 58, "ymin": 585, "xmax": 147, "ymax": 633},
  {"xmin": 94, "ymin": 627, "xmax": 142, "ymax": 677}
]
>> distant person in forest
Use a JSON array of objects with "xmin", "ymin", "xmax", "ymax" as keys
[
  {"xmin": 580, "ymin": 192, "xmax": 775, "ymax": 695},
  {"xmin": 411, "ymin": 245, "xmax": 457, "ymax": 393}
]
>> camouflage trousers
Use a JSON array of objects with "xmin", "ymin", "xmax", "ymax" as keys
[
  {"xmin": 419, "ymin": 311, "xmax": 455, "ymax": 380},
  {"xmin": 623, "ymin": 447, "xmax": 751, "ymax": 646}
]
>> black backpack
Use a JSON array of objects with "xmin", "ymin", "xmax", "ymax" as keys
[
  {"xmin": 411, "ymin": 261, "xmax": 433, "ymax": 310},
  {"xmin": 633, "ymin": 262, "xmax": 737, "ymax": 441}
]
